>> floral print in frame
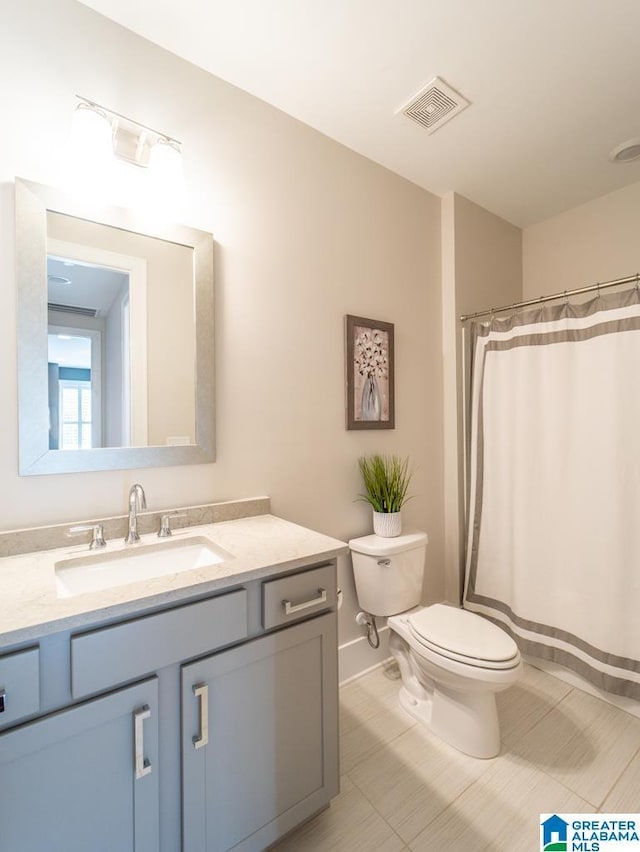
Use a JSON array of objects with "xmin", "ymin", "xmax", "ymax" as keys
[{"xmin": 345, "ymin": 315, "xmax": 395, "ymax": 430}]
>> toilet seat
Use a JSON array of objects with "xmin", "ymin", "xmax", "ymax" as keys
[{"xmin": 407, "ymin": 604, "xmax": 520, "ymax": 671}]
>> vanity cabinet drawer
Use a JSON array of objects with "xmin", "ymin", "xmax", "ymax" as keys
[
  {"xmin": 71, "ymin": 589, "xmax": 248, "ymax": 699},
  {"xmin": 0, "ymin": 647, "xmax": 40, "ymax": 728},
  {"xmin": 262, "ymin": 563, "xmax": 336, "ymax": 629}
]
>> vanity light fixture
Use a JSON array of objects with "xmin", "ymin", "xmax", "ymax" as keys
[{"xmin": 70, "ymin": 96, "xmax": 183, "ymax": 188}]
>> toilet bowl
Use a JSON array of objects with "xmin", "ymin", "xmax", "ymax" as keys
[
  {"xmin": 349, "ymin": 530, "xmax": 522, "ymax": 758},
  {"xmin": 388, "ymin": 604, "xmax": 521, "ymax": 758}
]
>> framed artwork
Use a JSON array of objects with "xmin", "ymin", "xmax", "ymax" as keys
[{"xmin": 345, "ymin": 314, "xmax": 395, "ymax": 430}]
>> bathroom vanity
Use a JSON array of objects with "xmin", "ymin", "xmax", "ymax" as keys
[{"xmin": 0, "ymin": 509, "xmax": 347, "ymax": 852}]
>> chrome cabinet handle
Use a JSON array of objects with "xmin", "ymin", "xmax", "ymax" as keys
[
  {"xmin": 134, "ymin": 705, "xmax": 152, "ymax": 779},
  {"xmin": 283, "ymin": 588, "xmax": 327, "ymax": 616},
  {"xmin": 193, "ymin": 684, "xmax": 209, "ymax": 750}
]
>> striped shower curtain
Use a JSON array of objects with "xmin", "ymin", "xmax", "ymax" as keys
[{"xmin": 463, "ymin": 287, "xmax": 640, "ymax": 699}]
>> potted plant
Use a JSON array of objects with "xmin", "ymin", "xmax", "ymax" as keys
[{"xmin": 357, "ymin": 454, "xmax": 413, "ymax": 537}]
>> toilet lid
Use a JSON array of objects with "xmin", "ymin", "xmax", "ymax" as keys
[{"xmin": 408, "ymin": 604, "xmax": 519, "ymax": 669}]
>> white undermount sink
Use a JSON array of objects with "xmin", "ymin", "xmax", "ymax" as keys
[{"xmin": 55, "ymin": 536, "xmax": 232, "ymax": 598}]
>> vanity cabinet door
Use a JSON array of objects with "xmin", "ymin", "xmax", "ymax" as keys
[
  {"xmin": 182, "ymin": 613, "xmax": 338, "ymax": 852},
  {"xmin": 0, "ymin": 678, "xmax": 159, "ymax": 852}
]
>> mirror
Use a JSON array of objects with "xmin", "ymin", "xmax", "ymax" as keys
[{"xmin": 15, "ymin": 178, "xmax": 215, "ymax": 474}]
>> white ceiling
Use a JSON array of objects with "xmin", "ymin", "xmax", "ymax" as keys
[
  {"xmin": 47, "ymin": 257, "xmax": 127, "ymax": 315},
  {"xmin": 78, "ymin": 0, "xmax": 640, "ymax": 226}
]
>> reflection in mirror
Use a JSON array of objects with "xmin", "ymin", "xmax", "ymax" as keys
[
  {"xmin": 45, "ymin": 212, "xmax": 197, "ymax": 450},
  {"xmin": 47, "ymin": 255, "xmax": 126, "ymax": 450},
  {"xmin": 16, "ymin": 178, "xmax": 215, "ymax": 475}
]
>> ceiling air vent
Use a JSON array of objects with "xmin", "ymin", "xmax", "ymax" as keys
[
  {"xmin": 48, "ymin": 302, "xmax": 99, "ymax": 318},
  {"xmin": 397, "ymin": 76, "xmax": 470, "ymax": 135}
]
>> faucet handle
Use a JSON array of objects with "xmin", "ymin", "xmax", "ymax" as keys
[
  {"xmin": 158, "ymin": 512, "xmax": 186, "ymax": 538},
  {"xmin": 68, "ymin": 523, "xmax": 107, "ymax": 550}
]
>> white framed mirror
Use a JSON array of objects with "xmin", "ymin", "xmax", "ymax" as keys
[{"xmin": 15, "ymin": 178, "xmax": 215, "ymax": 474}]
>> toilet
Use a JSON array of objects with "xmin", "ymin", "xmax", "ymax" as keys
[{"xmin": 349, "ymin": 530, "xmax": 522, "ymax": 758}]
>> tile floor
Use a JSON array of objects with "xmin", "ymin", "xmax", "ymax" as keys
[{"xmin": 272, "ymin": 661, "xmax": 640, "ymax": 852}]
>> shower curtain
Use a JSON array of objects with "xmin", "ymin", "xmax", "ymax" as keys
[{"xmin": 463, "ymin": 287, "xmax": 640, "ymax": 699}]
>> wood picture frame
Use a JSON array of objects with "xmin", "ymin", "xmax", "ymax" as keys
[{"xmin": 345, "ymin": 314, "xmax": 395, "ymax": 430}]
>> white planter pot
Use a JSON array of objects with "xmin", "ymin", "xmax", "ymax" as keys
[{"xmin": 373, "ymin": 511, "xmax": 402, "ymax": 537}]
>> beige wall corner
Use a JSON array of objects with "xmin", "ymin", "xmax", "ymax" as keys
[
  {"xmin": 441, "ymin": 193, "xmax": 460, "ymax": 604},
  {"xmin": 441, "ymin": 193, "xmax": 522, "ymax": 604},
  {"xmin": 523, "ymin": 179, "xmax": 640, "ymax": 297}
]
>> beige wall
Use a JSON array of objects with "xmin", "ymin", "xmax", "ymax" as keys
[
  {"xmin": 523, "ymin": 180, "xmax": 640, "ymax": 297},
  {"xmin": 0, "ymin": 0, "xmax": 444, "ymax": 649},
  {"xmin": 441, "ymin": 193, "xmax": 522, "ymax": 602},
  {"xmin": 452, "ymin": 195, "xmax": 523, "ymax": 317}
]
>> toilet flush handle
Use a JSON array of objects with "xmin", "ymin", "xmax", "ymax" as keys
[{"xmin": 377, "ymin": 559, "xmax": 391, "ymax": 567}]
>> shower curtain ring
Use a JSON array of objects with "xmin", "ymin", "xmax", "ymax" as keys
[
  {"xmin": 596, "ymin": 282, "xmax": 601, "ymax": 299},
  {"xmin": 563, "ymin": 290, "xmax": 568, "ymax": 305}
]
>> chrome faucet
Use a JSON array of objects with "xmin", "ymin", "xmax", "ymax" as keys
[{"xmin": 125, "ymin": 483, "xmax": 147, "ymax": 544}]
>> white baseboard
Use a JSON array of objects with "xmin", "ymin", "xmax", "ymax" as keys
[{"xmin": 338, "ymin": 626, "xmax": 391, "ymax": 685}]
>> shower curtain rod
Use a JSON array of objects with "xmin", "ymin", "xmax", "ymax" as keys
[{"xmin": 459, "ymin": 272, "xmax": 640, "ymax": 322}]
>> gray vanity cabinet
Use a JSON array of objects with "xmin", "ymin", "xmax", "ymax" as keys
[
  {"xmin": 181, "ymin": 612, "xmax": 339, "ymax": 852},
  {"xmin": 0, "ymin": 555, "xmax": 340, "ymax": 852},
  {"xmin": 0, "ymin": 677, "xmax": 159, "ymax": 852}
]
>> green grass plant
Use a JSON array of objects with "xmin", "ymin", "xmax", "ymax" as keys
[{"xmin": 357, "ymin": 454, "xmax": 413, "ymax": 514}]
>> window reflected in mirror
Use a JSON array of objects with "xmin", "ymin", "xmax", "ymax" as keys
[
  {"xmin": 48, "ymin": 329, "xmax": 94, "ymax": 450},
  {"xmin": 48, "ymin": 254, "xmax": 128, "ymax": 449}
]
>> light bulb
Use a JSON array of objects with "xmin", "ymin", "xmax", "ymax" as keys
[
  {"xmin": 71, "ymin": 104, "xmax": 113, "ymax": 168},
  {"xmin": 148, "ymin": 138, "xmax": 184, "ymax": 206},
  {"xmin": 149, "ymin": 138, "xmax": 182, "ymax": 181},
  {"xmin": 66, "ymin": 103, "xmax": 115, "ymax": 198},
  {"xmin": 139, "ymin": 138, "xmax": 185, "ymax": 223}
]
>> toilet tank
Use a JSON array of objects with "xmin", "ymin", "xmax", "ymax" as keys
[{"xmin": 349, "ymin": 530, "xmax": 428, "ymax": 617}]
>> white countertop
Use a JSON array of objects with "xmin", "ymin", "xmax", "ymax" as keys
[{"xmin": 0, "ymin": 514, "xmax": 348, "ymax": 650}]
